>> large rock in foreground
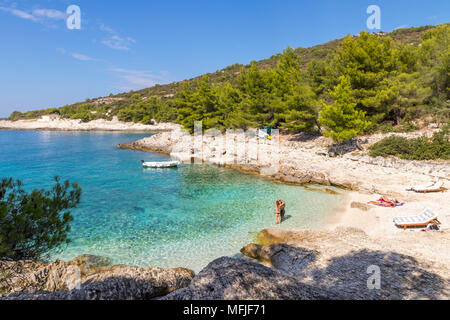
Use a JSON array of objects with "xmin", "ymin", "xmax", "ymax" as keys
[
  {"xmin": 162, "ymin": 228, "xmax": 450, "ymax": 300},
  {"xmin": 0, "ymin": 255, "xmax": 194, "ymax": 300},
  {"xmin": 241, "ymin": 228, "xmax": 450, "ymax": 300},
  {"xmin": 161, "ymin": 257, "xmax": 330, "ymax": 300}
]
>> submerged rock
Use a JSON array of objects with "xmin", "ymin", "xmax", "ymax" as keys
[
  {"xmin": 71, "ymin": 254, "xmax": 112, "ymax": 275},
  {"xmin": 256, "ymin": 228, "xmax": 331, "ymax": 244},
  {"xmin": 303, "ymin": 185, "xmax": 341, "ymax": 195}
]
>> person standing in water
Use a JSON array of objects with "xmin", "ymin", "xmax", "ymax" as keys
[
  {"xmin": 275, "ymin": 199, "xmax": 286, "ymax": 224},
  {"xmin": 275, "ymin": 200, "xmax": 281, "ymax": 224},
  {"xmin": 279, "ymin": 199, "xmax": 286, "ymax": 222}
]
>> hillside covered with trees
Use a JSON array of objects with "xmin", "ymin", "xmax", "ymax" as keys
[{"xmin": 8, "ymin": 24, "xmax": 449, "ymax": 142}]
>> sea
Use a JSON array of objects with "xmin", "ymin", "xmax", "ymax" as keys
[{"xmin": 0, "ymin": 130, "xmax": 343, "ymax": 271}]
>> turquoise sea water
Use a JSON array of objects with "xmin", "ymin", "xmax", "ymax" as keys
[{"xmin": 0, "ymin": 130, "xmax": 342, "ymax": 271}]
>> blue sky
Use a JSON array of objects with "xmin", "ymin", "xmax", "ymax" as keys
[{"xmin": 0, "ymin": 0, "xmax": 448, "ymax": 117}]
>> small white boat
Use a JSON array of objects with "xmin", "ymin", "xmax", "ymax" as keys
[{"xmin": 141, "ymin": 160, "xmax": 180, "ymax": 168}]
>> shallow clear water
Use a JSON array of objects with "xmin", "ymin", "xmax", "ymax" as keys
[{"xmin": 0, "ymin": 130, "xmax": 343, "ymax": 271}]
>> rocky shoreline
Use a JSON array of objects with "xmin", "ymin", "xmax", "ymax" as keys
[
  {"xmin": 3, "ymin": 227, "xmax": 448, "ymax": 300},
  {"xmin": 1, "ymin": 124, "xmax": 449, "ymax": 300},
  {"xmin": 0, "ymin": 255, "xmax": 194, "ymax": 300},
  {"xmin": 117, "ymin": 126, "xmax": 449, "ymax": 192},
  {"xmin": 117, "ymin": 126, "xmax": 450, "ymax": 299},
  {"xmin": 0, "ymin": 118, "xmax": 180, "ymax": 132},
  {"xmin": 162, "ymin": 227, "xmax": 449, "ymax": 300}
]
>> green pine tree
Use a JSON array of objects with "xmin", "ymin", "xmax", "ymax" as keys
[
  {"xmin": 0, "ymin": 177, "xmax": 82, "ymax": 261},
  {"xmin": 319, "ymin": 76, "xmax": 371, "ymax": 142}
]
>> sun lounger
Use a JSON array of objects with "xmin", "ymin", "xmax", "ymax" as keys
[
  {"xmin": 412, "ymin": 181, "xmax": 446, "ymax": 193},
  {"xmin": 393, "ymin": 208, "xmax": 441, "ymax": 230}
]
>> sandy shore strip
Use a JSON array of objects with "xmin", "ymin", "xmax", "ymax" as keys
[{"xmin": 0, "ymin": 117, "xmax": 181, "ymax": 132}]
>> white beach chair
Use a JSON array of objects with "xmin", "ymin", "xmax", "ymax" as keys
[{"xmin": 393, "ymin": 208, "xmax": 441, "ymax": 230}]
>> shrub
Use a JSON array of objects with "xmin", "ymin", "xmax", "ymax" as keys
[
  {"xmin": 378, "ymin": 123, "xmax": 418, "ymax": 134},
  {"xmin": 0, "ymin": 177, "xmax": 81, "ymax": 261},
  {"xmin": 369, "ymin": 125, "xmax": 450, "ymax": 160}
]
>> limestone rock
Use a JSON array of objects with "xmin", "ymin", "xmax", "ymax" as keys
[
  {"xmin": 0, "ymin": 256, "xmax": 194, "ymax": 300},
  {"xmin": 0, "ymin": 119, "xmax": 180, "ymax": 132},
  {"xmin": 240, "ymin": 228, "xmax": 450, "ymax": 300},
  {"xmin": 119, "ymin": 128, "xmax": 450, "ymax": 194},
  {"xmin": 71, "ymin": 254, "xmax": 112, "ymax": 275},
  {"xmin": 241, "ymin": 243, "xmax": 318, "ymax": 276},
  {"xmin": 350, "ymin": 201, "xmax": 372, "ymax": 211},
  {"xmin": 160, "ymin": 257, "xmax": 330, "ymax": 300}
]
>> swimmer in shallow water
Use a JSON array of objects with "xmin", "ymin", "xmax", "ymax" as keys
[{"xmin": 275, "ymin": 199, "xmax": 285, "ymax": 224}]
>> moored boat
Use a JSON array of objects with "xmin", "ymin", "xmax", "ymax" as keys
[{"xmin": 141, "ymin": 160, "xmax": 180, "ymax": 168}]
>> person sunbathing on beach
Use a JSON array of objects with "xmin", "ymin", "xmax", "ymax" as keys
[
  {"xmin": 422, "ymin": 222, "xmax": 440, "ymax": 232},
  {"xmin": 379, "ymin": 195, "xmax": 398, "ymax": 203},
  {"xmin": 368, "ymin": 195, "xmax": 403, "ymax": 207}
]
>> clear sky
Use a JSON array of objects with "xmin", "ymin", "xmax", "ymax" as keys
[{"xmin": 0, "ymin": 0, "xmax": 449, "ymax": 117}]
